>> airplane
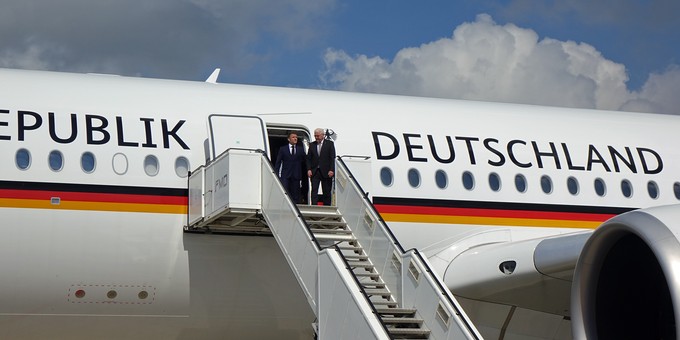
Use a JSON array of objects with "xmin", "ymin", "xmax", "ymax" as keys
[{"xmin": 0, "ymin": 66, "xmax": 678, "ymax": 339}]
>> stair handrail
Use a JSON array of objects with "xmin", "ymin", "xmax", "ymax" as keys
[
  {"xmin": 409, "ymin": 248, "xmax": 482, "ymax": 339},
  {"xmin": 259, "ymin": 152, "xmax": 394, "ymax": 336},
  {"xmin": 336, "ymin": 156, "xmax": 405, "ymax": 253},
  {"xmin": 259, "ymin": 150, "xmax": 322, "ymax": 250},
  {"xmin": 335, "ymin": 156, "xmax": 481, "ymax": 339}
]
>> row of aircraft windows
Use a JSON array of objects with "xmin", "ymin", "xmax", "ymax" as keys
[
  {"xmin": 380, "ymin": 167, "xmax": 680, "ymax": 201},
  {"xmin": 14, "ymin": 149, "xmax": 190, "ymax": 178}
]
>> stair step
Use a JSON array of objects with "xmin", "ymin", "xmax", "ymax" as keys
[
  {"xmin": 386, "ymin": 328, "xmax": 431, "ymax": 338},
  {"xmin": 346, "ymin": 259, "xmax": 370, "ymax": 265},
  {"xmin": 297, "ymin": 205, "xmax": 340, "ymax": 217},
  {"xmin": 358, "ymin": 278, "xmax": 382, "ymax": 286},
  {"xmin": 305, "ymin": 220, "xmax": 347, "ymax": 226},
  {"xmin": 310, "ymin": 228, "xmax": 352, "ymax": 234},
  {"xmin": 314, "ymin": 234, "xmax": 354, "ymax": 242},
  {"xmin": 308, "ymin": 223, "xmax": 348, "ymax": 230},
  {"xmin": 376, "ymin": 308, "xmax": 417, "ymax": 316},
  {"xmin": 338, "ymin": 245, "xmax": 364, "ymax": 252},
  {"xmin": 354, "ymin": 272, "xmax": 381, "ymax": 278},
  {"xmin": 346, "ymin": 255, "xmax": 368, "ymax": 259},
  {"xmin": 349, "ymin": 263, "xmax": 375, "ymax": 268},
  {"xmin": 343, "ymin": 254, "xmax": 369, "ymax": 260},
  {"xmin": 381, "ymin": 317, "xmax": 424, "ymax": 325},
  {"xmin": 364, "ymin": 288, "xmax": 391, "ymax": 295},
  {"xmin": 370, "ymin": 300, "xmax": 399, "ymax": 306}
]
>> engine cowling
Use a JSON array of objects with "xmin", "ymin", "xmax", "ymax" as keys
[{"xmin": 571, "ymin": 205, "xmax": 680, "ymax": 340}]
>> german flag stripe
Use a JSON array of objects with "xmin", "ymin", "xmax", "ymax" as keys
[
  {"xmin": 0, "ymin": 180, "xmax": 187, "ymax": 214},
  {"xmin": 372, "ymin": 196, "xmax": 634, "ymax": 229}
]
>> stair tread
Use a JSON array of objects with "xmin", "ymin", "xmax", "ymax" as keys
[
  {"xmin": 338, "ymin": 246, "xmax": 364, "ymax": 251},
  {"xmin": 346, "ymin": 259, "xmax": 371, "ymax": 264},
  {"xmin": 370, "ymin": 300, "xmax": 399, "ymax": 305},
  {"xmin": 314, "ymin": 234, "xmax": 354, "ymax": 241},
  {"xmin": 354, "ymin": 273, "xmax": 381, "ymax": 278},
  {"xmin": 297, "ymin": 205, "xmax": 340, "ymax": 216},
  {"xmin": 349, "ymin": 263, "xmax": 375, "ymax": 268},
  {"xmin": 376, "ymin": 308, "xmax": 417, "ymax": 315},
  {"xmin": 381, "ymin": 317, "xmax": 424, "ymax": 324},
  {"xmin": 305, "ymin": 219, "xmax": 347, "ymax": 225},
  {"xmin": 310, "ymin": 228, "xmax": 352, "ymax": 234},
  {"xmin": 387, "ymin": 328, "xmax": 431, "ymax": 335}
]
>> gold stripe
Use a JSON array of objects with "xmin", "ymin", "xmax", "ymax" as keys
[
  {"xmin": 381, "ymin": 213, "xmax": 601, "ymax": 229},
  {"xmin": 0, "ymin": 198, "xmax": 187, "ymax": 214}
]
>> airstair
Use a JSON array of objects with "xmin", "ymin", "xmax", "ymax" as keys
[{"xmin": 186, "ymin": 149, "xmax": 481, "ymax": 339}]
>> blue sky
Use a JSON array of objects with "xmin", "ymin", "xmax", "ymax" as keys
[
  {"xmin": 238, "ymin": 1, "xmax": 679, "ymax": 90},
  {"xmin": 1, "ymin": 0, "xmax": 678, "ymax": 113}
]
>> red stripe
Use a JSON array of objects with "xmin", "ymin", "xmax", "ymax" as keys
[
  {"xmin": 374, "ymin": 204, "xmax": 614, "ymax": 222},
  {"xmin": 0, "ymin": 189, "xmax": 187, "ymax": 205}
]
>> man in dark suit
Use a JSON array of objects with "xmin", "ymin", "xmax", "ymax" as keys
[
  {"xmin": 307, "ymin": 128, "xmax": 336, "ymax": 205},
  {"xmin": 274, "ymin": 132, "xmax": 306, "ymax": 204}
]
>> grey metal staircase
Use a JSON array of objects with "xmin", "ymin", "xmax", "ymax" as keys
[
  {"xmin": 186, "ymin": 148, "xmax": 482, "ymax": 339},
  {"xmin": 299, "ymin": 205, "xmax": 431, "ymax": 339}
]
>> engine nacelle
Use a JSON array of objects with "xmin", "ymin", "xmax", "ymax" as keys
[{"xmin": 571, "ymin": 205, "xmax": 680, "ymax": 339}]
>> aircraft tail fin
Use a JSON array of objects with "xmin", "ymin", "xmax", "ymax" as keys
[{"xmin": 205, "ymin": 68, "xmax": 220, "ymax": 83}]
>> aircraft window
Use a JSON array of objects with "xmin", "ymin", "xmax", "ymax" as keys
[
  {"xmin": 15, "ymin": 148, "xmax": 31, "ymax": 170},
  {"xmin": 48, "ymin": 150, "xmax": 64, "ymax": 172},
  {"xmin": 594, "ymin": 178, "xmax": 606, "ymax": 197},
  {"xmin": 647, "ymin": 181, "xmax": 659, "ymax": 199},
  {"xmin": 489, "ymin": 173, "xmax": 501, "ymax": 192},
  {"xmin": 81, "ymin": 152, "xmax": 96, "ymax": 173},
  {"xmin": 435, "ymin": 170, "xmax": 448, "ymax": 189},
  {"xmin": 462, "ymin": 171, "xmax": 475, "ymax": 190},
  {"xmin": 674, "ymin": 182, "xmax": 680, "ymax": 200},
  {"xmin": 540, "ymin": 175, "xmax": 552, "ymax": 194},
  {"xmin": 144, "ymin": 155, "xmax": 159, "ymax": 176},
  {"xmin": 175, "ymin": 157, "xmax": 190, "ymax": 178},
  {"xmin": 380, "ymin": 167, "xmax": 393, "ymax": 187},
  {"xmin": 408, "ymin": 168, "xmax": 421, "ymax": 188},
  {"xmin": 112, "ymin": 153, "xmax": 128, "ymax": 175},
  {"xmin": 621, "ymin": 180, "xmax": 633, "ymax": 198},
  {"xmin": 567, "ymin": 177, "xmax": 579, "ymax": 195},
  {"xmin": 514, "ymin": 174, "xmax": 527, "ymax": 193}
]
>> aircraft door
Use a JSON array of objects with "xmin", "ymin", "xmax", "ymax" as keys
[{"xmin": 208, "ymin": 114, "xmax": 268, "ymax": 159}]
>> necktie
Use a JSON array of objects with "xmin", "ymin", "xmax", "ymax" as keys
[{"xmin": 292, "ymin": 145, "xmax": 295, "ymax": 155}]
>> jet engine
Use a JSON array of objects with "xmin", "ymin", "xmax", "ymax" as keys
[{"xmin": 571, "ymin": 205, "xmax": 680, "ymax": 339}]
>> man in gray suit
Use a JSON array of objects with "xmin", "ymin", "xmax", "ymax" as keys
[{"xmin": 306, "ymin": 128, "xmax": 335, "ymax": 205}]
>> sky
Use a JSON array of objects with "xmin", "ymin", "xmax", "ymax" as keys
[{"xmin": 0, "ymin": 0, "xmax": 679, "ymax": 114}]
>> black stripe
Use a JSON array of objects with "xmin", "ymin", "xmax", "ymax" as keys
[
  {"xmin": 372, "ymin": 196, "xmax": 635, "ymax": 215},
  {"xmin": 0, "ymin": 180, "xmax": 187, "ymax": 197}
]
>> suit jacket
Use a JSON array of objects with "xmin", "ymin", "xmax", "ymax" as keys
[
  {"xmin": 307, "ymin": 139, "xmax": 336, "ymax": 178},
  {"xmin": 274, "ymin": 143, "xmax": 305, "ymax": 180}
]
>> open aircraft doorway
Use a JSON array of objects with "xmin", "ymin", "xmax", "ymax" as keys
[{"xmin": 267, "ymin": 125, "xmax": 311, "ymax": 204}]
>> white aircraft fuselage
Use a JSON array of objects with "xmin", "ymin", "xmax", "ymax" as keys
[{"xmin": 1, "ymin": 68, "xmax": 679, "ymax": 339}]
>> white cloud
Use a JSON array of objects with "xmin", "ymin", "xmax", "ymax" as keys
[
  {"xmin": 623, "ymin": 66, "xmax": 680, "ymax": 114},
  {"xmin": 322, "ymin": 14, "xmax": 679, "ymax": 114}
]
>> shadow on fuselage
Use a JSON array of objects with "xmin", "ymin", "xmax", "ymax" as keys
[{"xmin": 180, "ymin": 232, "xmax": 315, "ymax": 339}]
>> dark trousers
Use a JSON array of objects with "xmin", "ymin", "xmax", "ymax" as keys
[
  {"xmin": 310, "ymin": 170, "xmax": 333, "ymax": 205},
  {"xmin": 280, "ymin": 177, "xmax": 301, "ymax": 204}
]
